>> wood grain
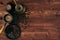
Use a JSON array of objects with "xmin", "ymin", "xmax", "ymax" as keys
[{"xmin": 0, "ymin": 0, "xmax": 60, "ymax": 40}]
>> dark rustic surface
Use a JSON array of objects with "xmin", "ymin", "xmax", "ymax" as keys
[{"xmin": 0, "ymin": 0, "xmax": 60, "ymax": 40}]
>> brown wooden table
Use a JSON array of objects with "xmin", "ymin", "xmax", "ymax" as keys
[{"xmin": 0, "ymin": 0, "xmax": 60, "ymax": 40}]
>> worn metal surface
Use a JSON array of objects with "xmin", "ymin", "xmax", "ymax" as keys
[{"xmin": 0, "ymin": 0, "xmax": 60, "ymax": 40}]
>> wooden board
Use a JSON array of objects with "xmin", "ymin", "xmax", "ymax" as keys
[{"xmin": 0, "ymin": 0, "xmax": 60, "ymax": 40}]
